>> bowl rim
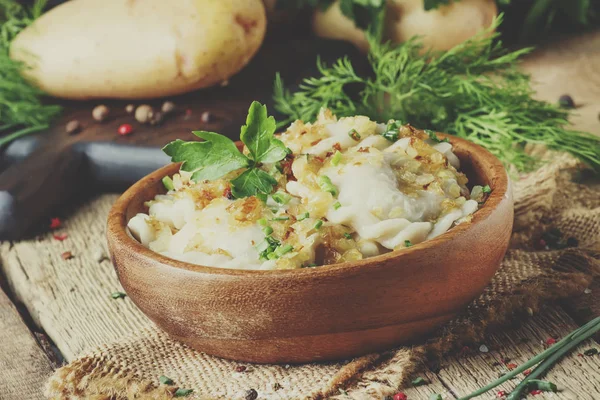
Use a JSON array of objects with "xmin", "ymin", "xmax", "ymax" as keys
[{"xmin": 107, "ymin": 133, "xmax": 509, "ymax": 277}]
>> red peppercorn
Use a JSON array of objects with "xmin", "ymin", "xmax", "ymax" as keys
[
  {"xmin": 497, "ymin": 391, "xmax": 507, "ymax": 398},
  {"xmin": 523, "ymin": 369, "xmax": 531, "ymax": 376},
  {"xmin": 393, "ymin": 393, "xmax": 407, "ymax": 400},
  {"xmin": 50, "ymin": 217, "xmax": 61, "ymax": 230},
  {"xmin": 53, "ymin": 233, "xmax": 68, "ymax": 241},
  {"xmin": 118, "ymin": 124, "xmax": 133, "ymax": 136},
  {"xmin": 235, "ymin": 365, "xmax": 247, "ymax": 372},
  {"xmin": 545, "ymin": 337, "xmax": 557, "ymax": 346},
  {"xmin": 506, "ymin": 363, "xmax": 518, "ymax": 370},
  {"xmin": 530, "ymin": 389, "xmax": 543, "ymax": 395}
]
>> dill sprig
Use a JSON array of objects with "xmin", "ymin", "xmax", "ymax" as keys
[
  {"xmin": 0, "ymin": 0, "xmax": 61, "ymax": 147},
  {"xmin": 273, "ymin": 15, "xmax": 600, "ymax": 172}
]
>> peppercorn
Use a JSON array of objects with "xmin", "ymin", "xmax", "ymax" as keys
[
  {"xmin": 162, "ymin": 101, "xmax": 176, "ymax": 114},
  {"xmin": 200, "ymin": 111, "xmax": 212, "ymax": 123},
  {"xmin": 235, "ymin": 365, "xmax": 247, "ymax": 372},
  {"xmin": 150, "ymin": 111, "xmax": 164, "ymax": 126},
  {"xmin": 65, "ymin": 120, "xmax": 81, "ymax": 135},
  {"xmin": 244, "ymin": 389, "xmax": 258, "ymax": 400},
  {"xmin": 135, "ymin": 105, "xmax": 154, "ymax": 124},
  {"xmin": 125, "ymin": 104, "xmax": 135, "ymax": 114},
  {"xmin": 61, "ymin": 251, "xmax": 74, "ymax": 260},
  {"xmin": 118, "ymin": 124, "xmax": 133, "ymax": 136},
  {"xmin": 558, "ymin": 95, "xmax": 575, "ymax": 109},
  {"xmin": 92, "ymin": 105, "xmax": 110, "ymax": 122},
  {"xmin": 393, "ymin": 393, "xmax": 408, "ymax": 400}
]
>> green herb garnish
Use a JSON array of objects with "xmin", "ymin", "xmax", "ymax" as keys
[
  {"xmin": 429, "ymin": 394, "xmax": 443, "ymax": 400},
  {"xmin": 262, "ymin": 226, "xmax": 274, "ymax": 236},
  {"xmin": 258, "ymin": 218, "xmax": 268, "ymax": 226},
  {"xmin": 162, "ymin": 176, "xmax": 174, "ymax": 191},
  {"xmin": 298, "ymin": 212, "xmax": 309, "ymax": 221},
  {"xmin": 457, "ymin": 316, "xmax": 600, "ymax": 400},
  {"xmin": 314, "ymin": 220, "xmax": 323, "ymax": 230},
  {"xmin": 111, "ymin": 291, "xmax": 126, "ymax": 299},
  {"xmin": 425, "ymin": 129, "xmax": 449, "ymax": 143},
  {"xmin": 331, "ymin": 150, "xmax": 342, "ymax": 166},
  {"xmin": 159, "ymin": 375, "xmax": 174, "ymax": 385},
  {"xmin": 257, "ymin": 235, "xmax": 281, "ymax": 260},
  {"xmin": 272, "ymin": 216, "xmax": 290, "ymax": 221},
  {"xmin": 174, "ymin": 388, "xmax": 193, "ymax": 397},
  {"xmin": 348, "ymin": 129, "xmax": 361, "ymax": 141},
  {"xmin": 273, "ymin": 16, "xmax": 600, "ymax": 173},
  {"xmin": 163, "ymin": 102, "xmax": 287, "ymax": 198},
  {"xmin": 0, "ymin": 0, "xmax": 62, "ymax": 146},
  {"xmin": 343, "ymin": 232, "xmax": 352, "ymax": 239},
  {"xmin": 482, "ymin": 185, "xmax": 492, "ymax": 194},
  {"xmin": 272, "ymin": 191, "xmax": 291, "ymax": 205},
  {"xmin": 303, "ymin": 263, "xmax": 318, "ymax": 268},
  {"xmin": 404, "ymin": 240, "xmax": 412, "ymax": 248},
  {"xmin": 274, "ymin": 244, "xmax": 293, "ymax": 257},
  {"xmin": 318, "ymin": 175, "xmax": 338, "ymax": 196},
  {"xmin": 333, "ymin": 201, "xmax": 341, "ymax": 210},
  {"xmin": 411, "ymin": 377, "xmax": 427, "ymax": 386},
  {"xmin": 382, "ymin": 121, "xmax": 401, "ymax": 142}
]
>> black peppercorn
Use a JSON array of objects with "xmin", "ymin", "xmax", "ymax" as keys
[{"xmin": 245, "ymin": 388, "xmax": 258, "ymax": 400}]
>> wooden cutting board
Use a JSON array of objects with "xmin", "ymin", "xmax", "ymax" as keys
[{"xmin": 0, "ymin": 34, "xmax": 362, "ymax": 240}]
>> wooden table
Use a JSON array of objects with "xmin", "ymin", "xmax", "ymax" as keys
[{"xmin": 1, "ymin": 31, "xmax": 600, "ymax": 400}]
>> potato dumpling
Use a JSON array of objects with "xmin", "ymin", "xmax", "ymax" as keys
[{"xmin": 10, "ymin": 0, "xmax": 266, "ymax": 100}]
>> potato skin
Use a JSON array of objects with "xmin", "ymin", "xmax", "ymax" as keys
[
  {"xmin": 10, "ymin": 0, "xmax": 266, "ymax": 100},
  {"xmin": 313, "ymin": 0, "xmax": 497, "ymax": 52}
]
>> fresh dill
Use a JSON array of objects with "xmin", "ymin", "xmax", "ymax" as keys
[
  {"xmin": 273, "ymin": 15, "xmax": 600, "ymax": 173},
  {"xmin": 0, "ymin": 0, "xmax": 61, "ymax": 147}
]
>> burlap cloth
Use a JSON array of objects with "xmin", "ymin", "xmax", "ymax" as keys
[{"xmin": 44, "ymin": 151, "xmax": 600, "ymax": 400}]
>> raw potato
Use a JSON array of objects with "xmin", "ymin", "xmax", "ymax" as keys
[
  {"xmin": 312, "ymin": 0, "xmax": 497, "ymax": 52},
  {"xmin": 10, "ymin": 0, "xmax": 266, "ymax": 100},
  {"xmin": 387, "ymin": 0, "xmax": 497, "ymax": 51},
  {"xmin": 312, "ymin": 1, "xmax": 370, "ymax": 52}
]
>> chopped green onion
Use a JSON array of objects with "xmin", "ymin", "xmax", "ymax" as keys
[
  {"xmin": 111, "ymin": 291, "xmax": 126, "ymax": 299},
  {"xmin": 263, "ymin": 226, "xmax": 274, "ymax": 236},
  {"xmin": 174, "ymin": 388, "xmax": 193, "ymax": 397},
  {"xmin": 382, "ymin": 121, "xmax": 401, "ymax": 142},
  {"xmin": 333, "ymin": 201, "xmax": 341, "ymax": 210},
  {"xmin": 159, "ymin": 375, "xmax": 174, "ymax": 385},
  {"xmin": 331, "ymin": 150, "xmax": 342, "ymax": 166},
  {"xmin": 411, "ymin": 377, "xmax": 426, "ymax": 386},
  {"xmin": 162, "ymin": 176, "xmax": 174, "ymax": 191},
  {"xmin": 425, "ymin": 129, "xmax": 449, "ymax": 143},
  {"xmin": 343, "ymin": 232, "xmax": 352, "ymax": 239},
  {"xmin": 267, "ymin": 252, "xmax": 278, "ymax": 260},
  {"xmin": 314, "ymin": 220, "xmax": 323, "ymax": 230},
  {"xmin": 298, "ymin": 212, "xmax": 309, "ymax": 221},
  {"xmin": 348, "ymin": 129, "xmax": 361, "ymax": 141},
  {"xmin": 404, "ymin": 240, "xmax": 412, "ymax": 247},
  {"xmin": 318, "ymin": 175, "xmax": 338, "ymax": 197},
  {"xmin": 272, "ymin": 216, "xmax": 290, "ymax": 221},
  {"xmin": 258, "ymin": 218, "xmax": 268, "ymax": 227},
  {"xmin": 482, "ymin": 185, "xmax": 492, "ymax": 194},
  {"xmin": 274, "ymin": 244, "xmax": 294, "ymax": 257},
  {"xmin": 272, "ymin": 191, "xmax": 291, "ymax": 204}
]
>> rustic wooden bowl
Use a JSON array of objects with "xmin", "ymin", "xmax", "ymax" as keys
[{"xmin": 107, "ymin": 134, "xmax": 513, "ymax": 364}]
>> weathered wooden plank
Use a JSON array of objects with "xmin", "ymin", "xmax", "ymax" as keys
[
  {"xmin": 0, "ymin": 195, "xmax": 153, "ymax": 361},
  {"xmin": 522, "ymin": 30, "xmax": 600, "ymax": 136},
  {"xmin": 0, "ymin": 287, "xmax": 55, "ymax": 400},
  {"xmin": 436, "ymin": 307, "xmax": 600, "ymax": 399}
]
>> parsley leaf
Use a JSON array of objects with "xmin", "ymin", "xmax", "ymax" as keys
[
  {"xmin": 231, "ymin": 168, "xmax": 278, "ymax": 198},
  {"xmin": 425, "ymin": 129, "xmax": 450, "ymax": 143},
  {"xmin": 241, "ymin": 101, "xmax": 287, "ymax": 163},
  {"xmin": 163, "ymin": 102, "xmax": 286, "ymax": 199},
  {"xmin": 162, "ymin": 133, "xmax": 249, "ymax": 181}
]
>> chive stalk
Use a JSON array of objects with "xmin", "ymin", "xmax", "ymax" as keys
[
  {"xmin": 162, "ymin": 176, "xmax": 174, "ymax": 191},
  {"xmin": 458, "ymin": 316, "xmax": 600, "ymax": 400},
  {"xmin": 331, "ymin": 150, "xmax": 342, "ymax": 166},
  {"xmin": 318, "ymin": 175, "xmax": 338, "ymax": 197}
]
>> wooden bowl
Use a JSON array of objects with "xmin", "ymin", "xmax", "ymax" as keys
[{"xmin": 107, "ymin": 134, "xmax": 513, "ymax": 363}]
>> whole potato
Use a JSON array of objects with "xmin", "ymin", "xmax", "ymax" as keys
[
  {"xmin": 10, "ymin": 0, "xmax": 266, "ymax": 100},
  {"xmin": 312, "ymin": 0, "xmax": 497, "ymax": 52},
  {"xmin": 387, "ymin": 0, "xmax": 497, "ymax": 51},
  {"xmin": 312, "ymin": 1, "xmax": 370, "ymax": 52}
]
